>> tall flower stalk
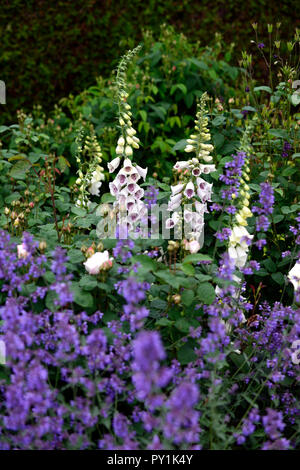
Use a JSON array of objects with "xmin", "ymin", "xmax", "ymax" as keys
[{"xmin": 166, "ymin": 92, "xmax": 216, "ymax": 251}]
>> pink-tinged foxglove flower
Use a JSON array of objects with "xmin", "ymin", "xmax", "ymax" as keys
[
  {"xmin": 123, "ymin": 158, "xmax": 134, "ymax": 173},
  {"xmin": 184, "ymin": 181, "xmax": 195, "ymax": 199},
  {"xmin": 84, "ymin": 251, "xmax": 113, "ymax": 275},
  {"xmin": 108, "ymin": 157, "xmax": 121, "ymax": 173},
  {"xmin": 109, "ymin": 181, "xmax": 121, "ymax": 196}
]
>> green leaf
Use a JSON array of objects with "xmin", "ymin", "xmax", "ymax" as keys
[
  {"xmin": 172, "ymin": 139, "xmax": 187, "ymax": 151},
  {"xmin": 68, "ymin": 249, "xmax": 85, "ymax": 264},
  {"xmin": 9, "ymin": 160, "xmax": 31, "ymax": 179},
  {"xmin": 271, "ymin": 272, "xmax": 285, "ymax": 285},
  {"xmin": 197, "ymin": 282, "xmax": 216, "ymax": 305},
  {"xmin": 178, "ymin": 340, "xmax": 197, "ymax": 365},
  {"xmin": 175, "ymin": 318, "xmax": 191, "ymax": 333},
  {"xmin": 254, "ymin": 86, "xmax": 272, "ymax": 93},
  {"xmin": 155, "ymin": 318, "xmax": 174, "ymax": 327},
  {"xmin": 183, "ymin": 253, "xmax": 212, "ymax": 264},
  {"xmin": 263, "ymin": 258, "xmax": 277, "ymax": 273},
  {"xmin": 79, "ymin": 275, "xmax": 98, "ymax": 291},
  {"xmin": 71, "ymin": 206, "xmax": 87, "ymax": 217},
  {"xmin": 72, "ymin": 283, "xmax": 94, "ymax": 308},
  {"xmin": 292, "ymin": 153, "xmax": 300, "ymax": 160},
  {"xmin": 181, "ymin": 263, "xmax": 195, "ymax": 276},
  {"xmin": 170, "ymin": 83, "xmax": 187, "ymax": 96},
  {"xmin": 131, "ymin": 254, "xmax": 158, "ymax": 272},
  {"xmin": 155, "ymin": 270, "xmax": 180, "ymax": 289},
  {"xmin": 291, "ymin": 93, "xmax": 300, "ymax": 106},
  {"xmin": 181, "ymin": 289, "xmax": 195, "ymax": 306}
]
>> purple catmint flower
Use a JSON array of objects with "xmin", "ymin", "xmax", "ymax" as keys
[
  {"xmin": 163, "ymin": 382, "xmax": 201, "ymax": 445},
  {"xmin": 282, "ymin": 141, "xmax": 292, "ymax": 158}
]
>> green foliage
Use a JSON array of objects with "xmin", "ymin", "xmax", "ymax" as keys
[{"xmin": 1, "ymin": 1, "xmax": 299, "ymax": 123}]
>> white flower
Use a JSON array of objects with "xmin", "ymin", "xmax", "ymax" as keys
[
  {"xmin": 184, "ymin": 181, "xmax": 195, "ymax": 199},
  {"xmin": 109, "ymin": 181, "xmax": 121, "ymax": 196},
  {"xmin": 171, "ymin": 183, "xmax": 184, "ymax": 196},
  {"xmin": 199, "ymin": 164, "xmax": 216, "ymax": 174},
  {"xmin": 166, "ymin": 211, "xmax": 180, "ymax": 229},
  {"xmin": 123, "ymin": 159, "xmax": 133, "ymax": 173},
  {"xmin": 17, "ymin": 243, "xmax": 29, "ymax": 259},
  {"xmin": 188, "ymin": 240, "xmax": 200, "ymax": 253},
  {"xmin": 174, "ymin": 161, "xmax": 190, "ymax": 170},
  {"xmin": 184, "ymin": 144, "xmax": 195, "ymax": 153},
  {"xmin": 288, "ymin": 261, "xmax": 300, "ymax": 292},
  {"xmin": 84, "ymin": 251, "xmax": 113, "ymax": 275},
  {"xmin": 228, "ymin": 246, "xmax": 248, "ymax": 268},
  {"xmin": 117, "ymin": 136, "xmax": 125, "ymax": 146},
  {"xmin": 168, "ymin": 193, "xmax": 182, "ymax": 211},
  {"xmin": 89, "ymin": 181, "xmax": 102, "ymax": 196},
  {"xmin": 229, "ymin": 225, "xmax": 253, "ymax": 250},
  {"xmin": 108, "ymin": 157, "xmax": 121, "ymax": 173},
  {"xmin": 194, "ymin": 200, "xmax": 207, "ymax": 215},
  {"xmin": 116, "ymin": 146, "xmax": 123, "ymax": 155},
  {"xmin": 125, "ymin": 145, "xmax": 133, "ymax": 156},
  {"xmin": 136, "ymin": 165, "xmax": 148, "ymax": 181}
]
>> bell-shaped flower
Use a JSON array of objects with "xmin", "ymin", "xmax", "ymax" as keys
[
  {"xmin": 108, "ymin": 157, "xmax": 121, "ymax": 173},
  {"xmin": 184, "ymin": 181, "xmax": 195, "ymax": 199},
  {"xmin": 199, "ymin": 164, "xmax": 216, "ymax": 174},
  {"xmin": 136, "ymin": 165, "xmax": 148, "ymax": 181},
  {"xmin": 228, "ymin": 245, "xmax": 248, "ymax": 268},
  {"xmin": 171, "ymin": 183, "xmax": 184, "ymax": 196},
  {"xmin": 168, "ymin": 193, "xmax": 182, "ymax": 211},
  {"xmin": 174, "ymin": 161, "xmax": 191, "ymax": 170}
]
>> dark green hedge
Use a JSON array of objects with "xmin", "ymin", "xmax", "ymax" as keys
[{"xmin": 0, "ymin": 0, "xmax": 299, "ymax": 123}]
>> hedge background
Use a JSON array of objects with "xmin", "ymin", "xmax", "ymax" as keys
[{"xmin": 0, "ymin": 0, "xmax": 299, "ymax": 123}]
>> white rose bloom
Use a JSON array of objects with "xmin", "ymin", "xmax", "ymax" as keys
[
  {"xmin": 84, "ymin": 251, "xmax": 113, "ymax": 275},
  {"xmin": 17, "ymin": 243, "xmax": 29, "ymax": 259},
  {"xmin": 188, "ymin": 240, "xmax": 200, "ymax": 253},
  {"xmin": 288, "ymin": 261, "xmax": 300, "ymax": 292}
]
